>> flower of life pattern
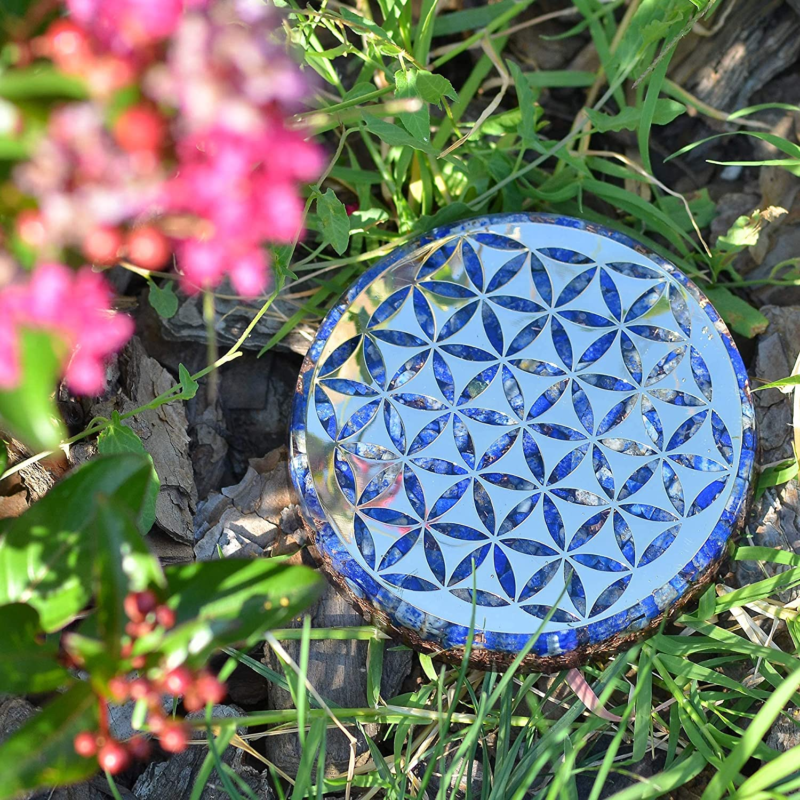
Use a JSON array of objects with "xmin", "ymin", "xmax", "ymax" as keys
[{"xmin": 291, "ymin": 216, "xmax": 755, "ymax": 658}]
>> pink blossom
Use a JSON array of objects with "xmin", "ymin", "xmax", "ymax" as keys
[
  {"xmin": 66, "ymin": 0, "xmax": 185, "ymax": 53},
  {"xmin": 0, "ymin": 263, "xmax": 133, "ymax": 395},
  {"xmin": 164, "ymin": 122, "xmax": 320, "ymax": 296},
  {"xmin": 15, "ymin": 104, "xmax": 163, "ymax": 250}
]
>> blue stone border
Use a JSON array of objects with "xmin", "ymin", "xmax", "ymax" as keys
[{"xmin": 289, "ymin": 212, "xmax": 757, "ymax": 666}]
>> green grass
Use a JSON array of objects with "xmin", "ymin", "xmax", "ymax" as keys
[{"xmin": 149, "ymin": 0, "xmax": 800, "ymax": 796}]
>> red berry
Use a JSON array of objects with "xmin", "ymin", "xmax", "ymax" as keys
[
  {"xmin": 147, "ymin": 710, "xmax": 166, "ymax": 734},
  {"xmin": 127, "ymin": 735, "xmax": 152, "ymax": 760},
  {"xmin": 159, "ymin": 721, "xmax": 189, "ymax": 754},
  {"xmin": 124, "ymin": 591, "xmax": 158, "ymax": 622},
  {"xmin": 83, "ymin": 226, "xmax": 123, "ymax": 265},
  {"xmin": 107, "ymin": 676, "xmax": 130, "ymax": 703},
  {"xmin": 126, "ymin": 227, "xmax": 170, "ymax": 270},
  {"xmin": 17, "ymin": 210, "xmax": 46, "ymax": 248},
  {"xmin": 195, "ymin": 672, "xmax": 226, "ymax": 706},
  {"xmin": 98, "ymin": 740, "xmax": 130, "ymax": 774},
  {"xmin": 129, "ymin": 677, "xmax": 151, "ymax": 701},
  {"xmin": 114, "ymin": 105, "xmax": 166, "ymax": 154},
  {"xmin": 45, "ymin": 20, "xmax": 92, "ymax": 73},
  {"xmin": 88, "ymin": 55, "xmax": 137, "ymax": 96},
  {"xmin": 155, "ymin": 605, "xmax": 176, "ymax": 629},
  {"xmin": 131, "ymin": 655, "xmax": 147, "ymax": 670},
  {"xmin": 161, "ymin": 666, "xmax": 192, "ymax": 696},
  {"xmin": 125, "ymin": 620, "xmax": 155, "ymax": 639},
  {"xmin": 73, "ymin": 731, "xmax": 98, "ymax": 758}
]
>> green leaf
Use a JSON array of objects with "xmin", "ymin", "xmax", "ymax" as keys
[
  {"xmin": 415, "ymin": 201, "xmax": 472, "ymax": 234},
  {"xmin": 416, "ymin": 71, "xmax": 457, "ymax": 105},
  {"xmin": 0, "ymin": 66, "xmax": 87, "ymax": 100},
  {"xmin": 728, "ymin": 102, "xmax": 800, "ymax": 120},
  {"xmin": 97, "ymin": 414, "xmax": 159, "ymax": 534},
  {"xmin": 148, "ymin": 280, "xmax": 179, "ymax": 319},
  {"xmin": 177, "ymin": 364, "xmax": 198, "ymax": 400},
  {"xmin": 61, "ymin": 631, "xmax": 119, "ymax": 678},
  {"xmin": 362, "ymin": 111, "xmax": 437, "ymax": 154},
  {"xmin": 317, "ymin": 189, "xmax": 351, "ymax": 256},
  {"xmin": 0, "ymin": 440, "xmax": 6, "ymax": 474},
  {"xmin": 0, "ymin": 454, "xmax": 153, "ymax": 632},
  {"xmin": 523, "ymin": 70, "xmax": 596, "ymax": 88},
  {"xmin": 91, "ymin": 496, "xmax": 164, "ymax": 660},
  {"xmin": 0, "ymin": 603, "xmax": 70, "ymax": 693},
  {"xmin": 366, "ymin": 638, "xmax": 385, "ymax": 708},
  {"xmin": 432, "ymin": 0, "xmax": 516, "ymax": 36},
  {"xmin": 507, "ymin": 60, "xmax": 537, "ymax": 143},
  {"xmin": 756, "ymin": 458, "xmax": 798, "ymax": 497},
  {"xmin": 419, "ymin": 653, "xmax": 438, "ymax": 682},
  {"xmin": 139, "ymin": 559, "xmax": 324, "ymax": 667},
  {"xmin": 656, "ymin": 190, "xmax": 716, "ymax": 234},
  {"xmin": 394, "ymin": 69, "xmax": 431, "ymax": 143},
  {"xmin": 0, "ymin": 329, "xmax": 66, "ymax": 452},
  {"xmin": 702, "ymin": 666, "xmax": 800, "ymax": 800},
  {"xmin": 585, "ymin": 99, "xmax": 685, "ymax": 133},
  {"xmin": 703, "ymin": 287, "xmax": 769, "ymax": 338},
  {"xmin": 668, "ymin": 130, "xmax": 800, "ymax": 163},
  {"xmin": 0, "ymin": 682, "xmax": 98, "ymax": 798},
  {"xmin": 754, "ymin": 375, "xmax": 800, "ymax": 392}
]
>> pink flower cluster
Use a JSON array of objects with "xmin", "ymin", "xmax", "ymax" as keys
[
  {"xmin": 18, "ymin": 0, "xmax": 322, "ymax": 299},
  {"xmin": 0, "ymin": 264, "xmax": 133, "ymax": 395},
  {"xmin": 148, "ymin": 1, "xmax": 323, "ymax": 295},
  {"xmin": 164, "ymin": 119, "xmax": 322, "ymax": 296},
  {"xmin": 15, "ymin": 103, "xmax": 163, "ymax": 252},
  {"xmin": 65, "ymin": 0, "xmax": 189, "ymax": 54}
]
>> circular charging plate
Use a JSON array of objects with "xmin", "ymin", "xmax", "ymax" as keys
[{"xmin": 289, "ymin": 214, "xmax": 756, "ymax": 669}]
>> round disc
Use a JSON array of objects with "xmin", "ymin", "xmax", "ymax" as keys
[{"xmin": 289, "ymin": 213, "xmax": 756, "ymax": 669}]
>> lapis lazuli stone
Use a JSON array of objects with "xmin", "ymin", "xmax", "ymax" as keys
[{"xmin": 289, "ymin": 213, "xmax": 756, "ymax": 668}]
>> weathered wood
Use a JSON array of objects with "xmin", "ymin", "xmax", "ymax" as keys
[
  {"xmin": 671, "ymin": 1, "xmax": 800, "ymax": 114},
  {"xmin": 89, "ymin": 337, "xmax": 198, "ymax": 545},
  {"xmin": 132, "ymin": 705, "xmax": 269, "ymax": 800},
  {"xmin": 736, "ymin": 305, "xmax": 800, "ymax": 600},
  {"xmin": 160, "ymin": 292, "xmax": 316, "ymax": 357},
  {"xmin": 263, "ymin": 579, "xmax": 412, "ymax": 776}
]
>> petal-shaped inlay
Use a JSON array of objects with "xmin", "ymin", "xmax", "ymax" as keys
[
  {"xmin": 413, "ymin": 287, "xmax": 435, "ymax": 340},
  {"xmin": 339, "ymin": 398, "xmax": 382, "ymax": 439},
  {"xmin": 408, "ymin": 413, "xmax": 451, "ymax": 455},
  {"xmin": 371, "ymin": 329, "xmax": 427, "ymax": 347},
  {"xmin": 354, "ymin": 515, "xmax": 376, "ymax": 569},
  {"xmin": 589, "ymin": 575, "xmax": 631, "ymax": 617},
  {"xmin": 518, "ymin": 561, "xmax": 560, "ymax": 603},
  {"xmin": 377, "ymin": 527, "xmax": 421, "ymax": 570},
  {"xmin": 429, "ymin": 478, "xmax": 471, "ymax": 520},
  {"xmin": 388, "ymin": 351, "xmax": 429, "ymax": 391},
  {"xmin": 638, "ymin": 525, "xmax": 680, "ymax": 567},
  {"xmin": 403, "ymin": 465, "xmax": 426, "ymax": 518},
  {"xmin": 690, "ymin": 346, "xmax": 713, "ymax": 401},
  {"xmin": 542, "ymin": 495, "xmax": 565, "ymax": 548},
  {"xmin": 568, "ymin": 509, "xmax": 610, "ymax": 551},
  {"xmin": 487, "ymin": 251, "xmax": 528, "ymax": 293},
  {"xmin": 477, "ymin": 429, "xmax": 520, "ymax": 471},
  {"xmin": 457, "ymin": 364, "xmax": 500, "ymax": 405},
  {"xmin": 645, "ymin": 346, "xmax": 686, "ymax": 387},
  {"xmin": 321, "ymin": 378, "xmax": 378, "ymax": 397}
]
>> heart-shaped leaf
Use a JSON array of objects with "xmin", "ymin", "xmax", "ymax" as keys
[
  {"xmin": 97, "ymin": 413, "xmax": 159, "ymax": 533},
  {"xmin": 0, "ymin": 329, "xmax": 65, "ymax": 452},
  {"xmin": 0, "ymin": 454, "xmax": 154, "ymax": 631},
  {"xmin": 135, "ymin": 559, "xmax": 324, "ymax": 668},
  {"xmin": 0, "ymin": 682, "xmax": 98, "ymax": 798},
  {"xmin": 0, "ymin": 603, "xmax": 70, "ymax": 693}
]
